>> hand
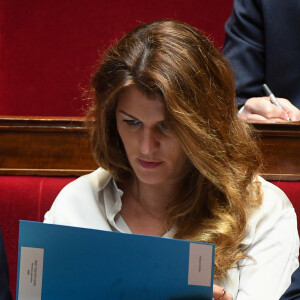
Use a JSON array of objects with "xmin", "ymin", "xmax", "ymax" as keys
[
  {"xmin": 213, "ymin": 284, "xmax": 232, "ymax": 300},
  {"xmin": 239, "ymin": 97, "xmax": 300, "ymax": 122}
]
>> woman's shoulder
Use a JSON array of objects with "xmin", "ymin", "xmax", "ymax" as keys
[
  {"xmin": 244, "ymin": 176, "xmax": 297, "ymax": 244},
  {"xmin": 43, "ymin": 168, "xmax": 112, "ymax": 225},
  {"xmin": 257, "ymin": 176, "xmax": 293, "ymax": 212},
  {"xmin": 59, "ymin": 168, "xmax": 111, "ymax": 197}
]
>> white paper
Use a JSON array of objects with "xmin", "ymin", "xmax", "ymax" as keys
[
  {"xmin": 18, "ymin": 247, "xmax": 44, "ymax": 300},
  {"xmin": 188, "ymin": 243, "xmax": 213, "ymax": 286}
]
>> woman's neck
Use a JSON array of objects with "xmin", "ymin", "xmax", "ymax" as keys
[
  {"xmin": 135, "ymin": 180, "xmax": 176, "ymax": 217},
  {"xmin": 120, "ymin": 177, "xmax": 181, "ymax": 236}
]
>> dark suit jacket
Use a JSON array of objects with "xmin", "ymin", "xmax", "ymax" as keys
[
  {"xmin": 280, "ymin": 267, "xmax": 300, "ymax": 300},
  {"xmin": 223, "ymin": 0, "xmax": 300, "ymax": 108},
  {"xmin": 0, "ymin": 231, "xmax": 12, "ymax": 300}
]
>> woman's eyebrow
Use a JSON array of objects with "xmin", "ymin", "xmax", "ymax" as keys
[
  {"xmin": 118, "ymin": 110, "xmax": 138, "ymax": 120},
  {"xmin": 118, "ymin": 109, "xmax": 165, "ymax": 123}
]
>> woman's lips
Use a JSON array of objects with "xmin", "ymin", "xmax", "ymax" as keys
[{"xmin": 138, "ymin": 159, "xmax": 163, "ymax": 169}]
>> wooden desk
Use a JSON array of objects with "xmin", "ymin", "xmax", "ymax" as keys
[
  {"xmin": 253, "ymin": 122, "xmax": 300, "ymax": 181},
  {"xmin": 0, "ymin": 116, "xmax": 97, "ymax": 176},
  {"xmin": 0, "ymin": 117, "xmax": 299, "ymax": 180}
]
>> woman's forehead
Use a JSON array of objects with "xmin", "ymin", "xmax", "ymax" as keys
[{"xmin": 117, "ymin": 86, "xmax": 166, "ymax": 119}]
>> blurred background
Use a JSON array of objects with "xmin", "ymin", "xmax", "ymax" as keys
[{"xmin": 0, "ymin": 0, "xmax": 233, "ymax": 116}]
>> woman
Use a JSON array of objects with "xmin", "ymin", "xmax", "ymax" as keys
[{"xmin": 44, "ymin": 20, "xmax": 299, "ymax": 299}]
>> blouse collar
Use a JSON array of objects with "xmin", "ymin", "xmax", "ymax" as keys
[{"xmin": 100, "ymin": 172, "xmax": 176, "ymax": 238}]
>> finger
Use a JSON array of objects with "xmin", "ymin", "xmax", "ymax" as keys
[
  {"xmin": 240, "ymin": 111, "xmax": 267, "ymax": 121},
  {"xmin": 213, "ymin": 284, "xmax": 225, "ymax": 299},
  {"xmin": 287, "ymin": 110, "xmax": 300, "ymax": 121},
  {"xmin": 245, "ymin": 117, "xmax": 288, "ymax": 123},
  {"xmin": 213, "ymin": 284, "xmax": 232, "ymax": 300},
  {"xmin": 277, "ymin": 98, "xmax": 298, "ymax": 111},
  {"xmin": 267, "ymin": 118, "xmax": 291, "ymax": 123},
  {"xmin": 277, "ymin": 98, "xmax": 300, "ymax": 121},
  {"xmin": 243, "ymin": 97, "xmax": 289, "ymax": 120},
  {"xmin": 261, "ymin": 98, "xmax": 289, "ymax": 120}
]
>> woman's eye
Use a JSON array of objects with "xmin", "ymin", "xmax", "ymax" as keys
[
  {"xmin": 158, "ymin": 122, "xmax": 168, "ymax": 131},
  {"xmin": 124, "ymin": 119, "xmax": 140, "ymax": 126}
]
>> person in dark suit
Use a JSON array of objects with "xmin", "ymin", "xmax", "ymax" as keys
[
  {"xmin": 280, "ymin": 268, "xmax": 300, "ymax": 300},
  {"xmin": 223, "ymin": 0, "xmax": 300, "ymax": 122},
  {"xmin": 280, "ymin": 266, "xmax": 300, "ymax": 300},
  {"xmin": 0, "ymin": 230, "xmax": 12, "ymax": 300}
]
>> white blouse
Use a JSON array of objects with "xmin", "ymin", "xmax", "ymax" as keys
[{"xmin": 44, "ymin": 168, "xmax": 299, "ymax": 300}]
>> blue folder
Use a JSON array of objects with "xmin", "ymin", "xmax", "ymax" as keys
[{"xmin": 17, "ymin": 220, "xmax": 214, "ymax": 299}]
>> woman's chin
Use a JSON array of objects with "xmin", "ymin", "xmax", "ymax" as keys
[{"xmin": 134, "ymin": 171, "xmax": 166, "ymax": 186}]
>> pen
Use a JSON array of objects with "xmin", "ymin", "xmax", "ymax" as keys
[{"xmin": 262, "ymin": 84, "xmax": 289, "ymax": 120}]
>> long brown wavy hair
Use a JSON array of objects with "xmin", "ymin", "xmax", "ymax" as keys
[{"xmin": 87, "ymin": 20, "xmax": 263, "ymax": 279}]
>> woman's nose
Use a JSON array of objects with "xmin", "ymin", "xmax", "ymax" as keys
[{"xmin": 139, "ymin": 129, "xmax": 159, "ymax": 155}]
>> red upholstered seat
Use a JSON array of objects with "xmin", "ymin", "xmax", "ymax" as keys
[
  {"xmin": 0, "ymin": 176, "xmax": 76, "ymax": 298},
  {"xmin": 271, "ymin": 181, "xmax": 300, "ymax": 228}
]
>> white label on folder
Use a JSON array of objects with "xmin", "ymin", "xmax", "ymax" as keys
[
  {"xmin": 18, "ymin": 247, "xmax": 44, "ymax": 300},
  {"xmin": 188, "ymin": 243, "xmax": 212, "ymax": 287}
]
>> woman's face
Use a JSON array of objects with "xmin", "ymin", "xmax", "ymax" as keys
[{"xmin": 116, "ymin": 86, "xmax": 188, "ymax": 186}]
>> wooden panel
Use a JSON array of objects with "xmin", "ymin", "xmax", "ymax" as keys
[
  {"xmin": 0, "ymin": 116, "xmax": 97, "ymax": 176},
  {"xmin": 0, "ymin": 117, "xmax": 299, "ymax": 180},
  {"xmin": 253, "ymin": 122, "xmax": 300, "ymax": 181}
]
